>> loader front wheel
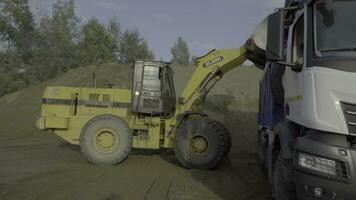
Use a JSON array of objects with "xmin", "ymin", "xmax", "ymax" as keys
[
  {"xmin": 80, "ymin": 115, "xmax": 132, "ymax": 166},
  {"xmin": 174, "ymin": 118, "xmax": 231, "ymax": 170}
]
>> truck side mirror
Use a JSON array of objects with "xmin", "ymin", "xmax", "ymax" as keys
[{"xmin": 266, "ymin": 10, "xmax": 285, "ymax": 61}]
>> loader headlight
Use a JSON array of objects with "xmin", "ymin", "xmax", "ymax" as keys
[{"xmin": 298, "ymin": 152, "xmax": 337, "ymax": 176}]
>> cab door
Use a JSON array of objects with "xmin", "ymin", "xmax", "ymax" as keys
[
  {"xmin": 162, "ymin": 66, "xmax": 176, "ymax": 114},
  {"xmin": 283, "ymin": 10, "xmax": 305, "ymax": 124},
  {"xmin": 131, "ymin": 61, "xmax": 163, "ymax": 114}
]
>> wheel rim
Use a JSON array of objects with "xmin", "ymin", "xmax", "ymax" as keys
[
  {"xmin": 190, "ymin": 135, "xmax": 208, "ymax": 154},
  {"xmin": 94, "ymin": 129, "xmax": 119, "ymax": 154}
]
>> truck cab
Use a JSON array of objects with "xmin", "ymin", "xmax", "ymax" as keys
[{"xmin": 257, "ymin": 0, "xmax": 356, "ymax": 199}]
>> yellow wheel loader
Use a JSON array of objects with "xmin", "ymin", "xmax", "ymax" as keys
[{"xmin": 36, "ymin": 46, "xmax": 261, "ymax": 169}]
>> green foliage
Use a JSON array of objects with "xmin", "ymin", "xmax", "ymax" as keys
[
  {"xmin": 0, "ymin": 0, "xmax": 36, "ymax": 64},
  {"xmin": 171, "ymin": 37, "xmax": 190, "ymax": 65},
  {"xmin": 108, "ymin": 17, "xmax": 121, "ymax": 44},
  {"xmin": 0, "ymin": 0, "xmax": 155, "ymax": 97},
  {"xmin": 119, "ymin": 29, "xmax": 154, "ymax": 64},
  {"xmin": 0, "ymin": 73, "xmax": 25, "ymax": 96},
  {"xmin": 191, "ymin": 55, "xmax": 198, "ymax": 66},
  {"xmin": 79, "ymin": 17, "xmax": 118, "ymax": 66},
  {"xmin": 32, "ymin": 0, "xmax": 80, "ymax": 82},
  {"xmin": 0, "ymin": 51, "xmax": 26, "ymax": 95}
]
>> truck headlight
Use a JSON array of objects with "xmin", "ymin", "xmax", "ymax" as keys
[{"xmin": 298, "ymin": 152, "xmax": 336, "ymax": 176}]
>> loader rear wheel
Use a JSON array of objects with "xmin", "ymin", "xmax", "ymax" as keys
[
  {"xmin": 174, "ymin": 118, "xmax": 231, "ymax": 170},
  {"xmin": 80, "ymin": 115, "xmax": 132, "ymax": 166}
]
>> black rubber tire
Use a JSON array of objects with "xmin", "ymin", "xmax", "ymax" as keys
[
  {"xmin": 215, "ymin": 121, "xmax": 231, "ymax": 156},
  {"xmin": 257, "ymin": 130, "xmax": 267, "ymax": 170},
  {"xmin": 80, "ymin": 115, "xmax": 132, "ymax": 166},
  {"xmin": 174, "ymin": 118, "xmax": 231, "ymax": 170},
  {"xmin": 273, "ymin": 154, "xmax": 297, "ymax": 200}
]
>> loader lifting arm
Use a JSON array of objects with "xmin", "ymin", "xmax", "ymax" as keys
[{"xmin": 175, "ymin": 46, "xmax": 247, "ymax": 116}]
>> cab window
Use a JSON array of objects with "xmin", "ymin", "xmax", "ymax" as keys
[
  {"xmin": 292, "ymin": 16, "xmax": 304, "ymax": 65},
  {"xmin": 164, "ymin": 67, "xmax": 175, "ymax": 96}
]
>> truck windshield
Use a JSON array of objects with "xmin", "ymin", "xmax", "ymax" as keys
[{"xmin": 315, "ymin": 0, "xmax": 356, "ymax": 57}]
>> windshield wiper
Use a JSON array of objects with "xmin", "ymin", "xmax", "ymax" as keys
[{"xmin": 320, "ymin": 47, "xmax": 356, "ymax": 53}]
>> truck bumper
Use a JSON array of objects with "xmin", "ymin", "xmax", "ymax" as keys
[{"xmin": 294, "ymin": 132, "xmax": 356, "ymax": 200}]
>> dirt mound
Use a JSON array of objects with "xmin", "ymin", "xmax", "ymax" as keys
[
  {"xmin": 0, "ymin": 64, "xmax": 131, "ymax": 142},
  {"xmin": 0, "ymin": 64, "xmax": 271, "ymax": 200}
]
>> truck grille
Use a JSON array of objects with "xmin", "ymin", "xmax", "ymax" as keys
[
  {"xmin": 340, "ymin": 102, "xmax": 356, "ymax": 136},
  {"xmin": 338, "ymin": 161, "xmax": 350, "ymax": 180},
  {"xmin": 89, "ymin": 93, "xmax": 100, "ymax": 101}
]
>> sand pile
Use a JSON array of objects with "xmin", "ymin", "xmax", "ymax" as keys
[{"xmin": 0, "ymin": 64, "xmax": 131, "ymax": 142}]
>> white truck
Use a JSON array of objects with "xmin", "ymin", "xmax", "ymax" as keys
[{"xmin": 251, "ymin": 0, "xmax": 356, "ymax": 199}]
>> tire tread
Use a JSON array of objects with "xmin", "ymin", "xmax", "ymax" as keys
[{"xmin": 174, "ymin": 118, "xmax": 231, "ymax": 170}]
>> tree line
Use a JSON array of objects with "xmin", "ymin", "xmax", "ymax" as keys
[{"xmin": 0, "ymin": 0, "xmax": 192, "ymax": 96}]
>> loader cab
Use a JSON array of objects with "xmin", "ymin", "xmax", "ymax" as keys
[{"xmin": 131, "ymin": 60, "xmax": 176, "ymax": 115}]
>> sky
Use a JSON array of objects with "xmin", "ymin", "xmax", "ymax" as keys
[{"xmin": 31, "ymin": 0, "xmax": 285, "ymax": 60}]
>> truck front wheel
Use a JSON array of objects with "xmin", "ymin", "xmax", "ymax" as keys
[
  {"xmin": 80, "ymin": 115, "xmax": 132, "ymax": 166},
  {"xmin": 273, "ymin": 154, "xmax": 297, "ymax": 200},
  {"xmin": 174, "ymin": 118, "xmax": 231, "ymax": 170}
]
